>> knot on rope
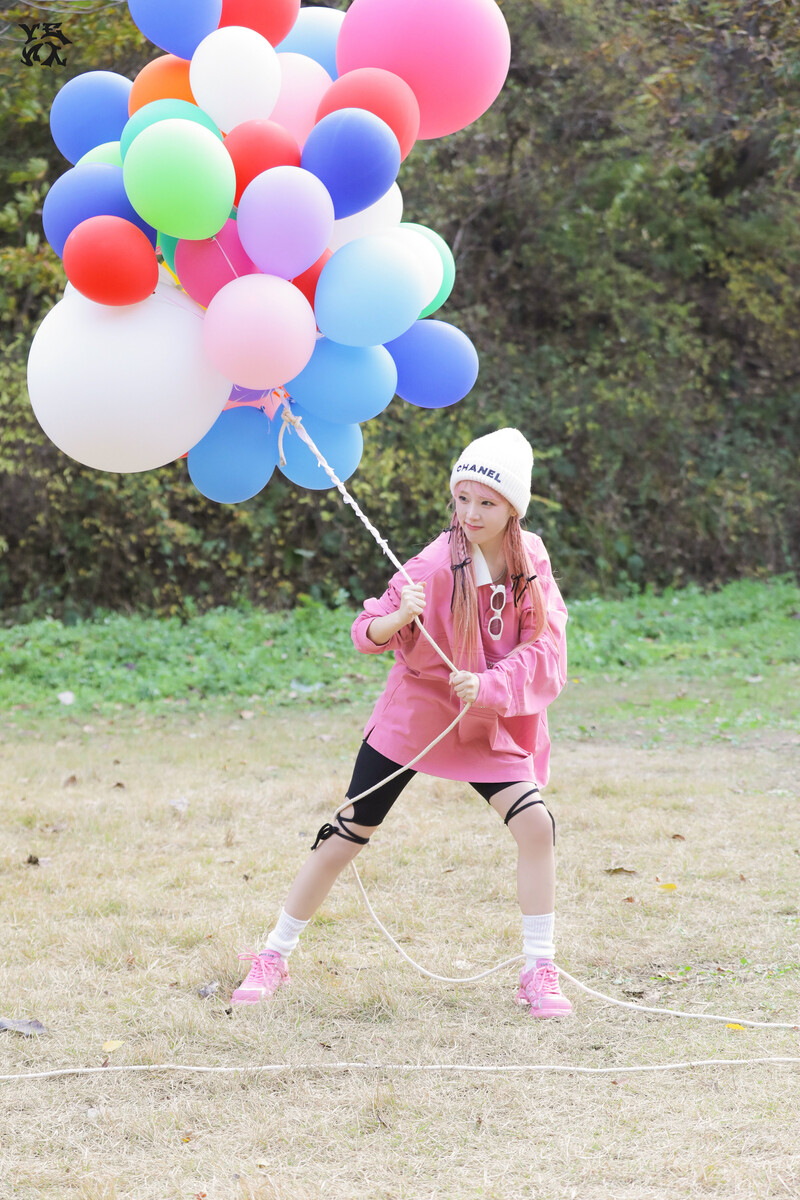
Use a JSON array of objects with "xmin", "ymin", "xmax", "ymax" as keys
[{"xmin": 278, "ymin": 400, "xmax": 304, "ymax": 467}]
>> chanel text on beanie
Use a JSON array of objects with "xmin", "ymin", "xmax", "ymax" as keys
[{"xmin": 450, "ymin": 428, "xmax": 533, "ymax": 518}]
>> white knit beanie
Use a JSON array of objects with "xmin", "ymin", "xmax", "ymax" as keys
[{"xmin": 450, "ymin": 428, "xmax": 533, "ymax": 518}]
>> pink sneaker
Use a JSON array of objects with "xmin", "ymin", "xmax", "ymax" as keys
[
  {"xmin": 516, "ymin": 959, "xmax": 572, "ymax": 1018},
  {"xmin": 231, "ymin": 950, "xmax": 290, "ymax": 1005}
]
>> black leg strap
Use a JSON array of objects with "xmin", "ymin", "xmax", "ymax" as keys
[
  {"xmin": 312, "ymin": 811, "xmax": 370, "ymax": 851},
  {"xmin": 503, "ymin": 788, "xmax": 542, "ymax": 826}
]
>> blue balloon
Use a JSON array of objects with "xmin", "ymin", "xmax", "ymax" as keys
[
  {"xmin": 385, "ymin": 320, "xmax": 480, "ymax": 409},
  {"xmin": 128, "ymin": 0, "xmax": 223, "ymax": 60},
  {"xmin": 278, "ymin": 405, "xmax": 363, "ymax": 490},
  {"xmin": 301, "ymin": 109, "xmax": 400, "ymax": 219},
  {"xmin": 120, "ymin": 100, "xmax": 222, "ymax": 159},
  {"xmin": 315, "ymin": 234, "xmax": 428, "ymax": 347},
  {"xmin": 42, "ymin": 164, "xmax": 157, "ymax": 258},
  {"xmin": 277, "ymin": 7, "xmax": 345, "ymax": 79},
  {"xmin": 187, "ymin": 406, "xmax": 278, "ymax": 504},
  {"xmin": 50, "ymin": 71, "xmax": 133, "ymax": 165},
  {"xmin": 286, "ymin": 340, "xmax": 397, "ymax": 424}
]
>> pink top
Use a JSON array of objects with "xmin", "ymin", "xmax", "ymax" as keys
[{"xmin": 351, "ymin": 531, "xmax": 568, "ymax": 785}]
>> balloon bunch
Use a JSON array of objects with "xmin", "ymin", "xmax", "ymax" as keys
[{"xmin": 27, "ymin": 0, "xmax": 511, "ymax": 503}]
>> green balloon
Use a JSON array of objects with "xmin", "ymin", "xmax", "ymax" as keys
[
  {"xmin": 157, "ymin": 231, "xmax": 179, "ymax": 273},
  {"xmin": 120, "ymin": 99, "xmax": 222, "ymax": 160},
  {"xmin": 123, "ymin": 118, "xmax": 235, "ymax": 241},
  {"xmin": 401, "ymin": 222, "xmax": 456, "ymax": 318},
  {"xmin": 77, "ymin": 141, "xmax": 123, "ymax": 168}
]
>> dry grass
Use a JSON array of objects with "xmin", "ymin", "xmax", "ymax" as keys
[{"xmin": 1, "ymin": 700, "xmax": 799, "ymax": 1200}]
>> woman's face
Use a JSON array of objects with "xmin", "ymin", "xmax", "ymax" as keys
[{"xmin": 453, "ymin": 480, "xmax": 513, "ymax": 551}]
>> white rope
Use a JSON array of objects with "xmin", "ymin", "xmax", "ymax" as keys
[{"xmin": 1, "ymin": 1058, "xmax": 799, "ymax": 1084}]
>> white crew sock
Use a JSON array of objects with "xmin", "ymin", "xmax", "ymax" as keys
[
  {"xmin": 263, "ymin": 908, "xmax": 309, "ymax": 959},
  {"xmin": 522, "ymin": 912, "xmax": 555, "ymax": 971}
]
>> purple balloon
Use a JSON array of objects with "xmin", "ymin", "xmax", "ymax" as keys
[
  {"xmin": 237, "ymin": 166, "xmax": 334, "ymax": 280},
  {"xmin": 42, "ymin": 163, "xmax": 156, "ymax": 258},
  {"xmin": 50, "ymin": 71, "xmax": 133, "ymax": 165}
]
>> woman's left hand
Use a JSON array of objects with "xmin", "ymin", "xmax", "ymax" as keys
[{"xmin": 450, "ymin": 670, "xmax": 480, "ymax": 704}]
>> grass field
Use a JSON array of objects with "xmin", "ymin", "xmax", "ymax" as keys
[{"xmin": 1, "ymin": 579, "xmax": 800, "ymax": 1198}]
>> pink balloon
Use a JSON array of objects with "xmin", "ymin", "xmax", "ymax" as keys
[
  {"xmin": 270, "ymin": 52, "xmax": 333, "ymax": 148},
  {"xmin": 237, "ymin": 165, "xmax": 334, "ymax": 279},
  {"xmin": 203, "ymin": 273, "xmax": 318, "ymax": 388},
  {"xmin": 336, "ymin": 0, "xmax": 510, "ymax": 140},
  {"xmin": 174, "ymin": 218, "xmax": 259, "ymax": 308}
]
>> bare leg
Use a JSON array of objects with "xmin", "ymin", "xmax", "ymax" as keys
[
  {"xmin": 283, "ymin": 806, "xmax": 378, "ymax": 921},
  {"xmin": 489, "ymin": 784, "xmax": 556, "ymax": 914}
]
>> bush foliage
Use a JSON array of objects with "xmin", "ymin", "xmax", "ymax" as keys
[{"xmin": 0, "ymin": 0, "xmax": 798, "ymax": 620}]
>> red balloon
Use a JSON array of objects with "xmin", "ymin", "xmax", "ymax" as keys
[
  {"xmin": 63, "ymin": 215, "xmax": 159, "ymax": 306},
  {"xmin": 316, "ymin": 68, "xmax": 420, "ymax": 161},
  {"xmin": 223, "ymin": 120, "xmax": 301, "ymax": 206},
  {"xmin": 218, "ymin": 0, "xmax": 300, "ymax": 47},
  {"xmin": 292, "ymin": 248, "xmax": 332, "ymax": 310}
]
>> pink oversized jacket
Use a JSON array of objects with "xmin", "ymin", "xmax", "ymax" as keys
[{"xmin": 350, "ymin": 530, "xmax": 568, "ymax": 785}]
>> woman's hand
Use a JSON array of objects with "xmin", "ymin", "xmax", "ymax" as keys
[
  {"xmin": 396, "ymin": 581, "xmax": 426, "ymax": 628},
  {"xmin": 450, "ymin": 670, "xmax": 480, "ymax": 704}
]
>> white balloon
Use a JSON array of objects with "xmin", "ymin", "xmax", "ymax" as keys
[
  {"xmin": 190, "ymin": 27, "xmax": 282, "ymax": 132},
  {"xmin": 327, "ymin": 182, "xmax": 403, "ymax": 252},
  {"xmin": 270, "ymin": 53, "xmax": 332, "ymax": 148},
  {"xmin": 27, "ymin": 283, "xmax": 231, "ymax": 473},
  {"xmin": 382, "ymin": 227, "xmax": 445, "ymax": 309}
]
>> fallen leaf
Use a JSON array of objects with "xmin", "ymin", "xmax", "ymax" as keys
[
  {"xmin": 605, "ymin": 867, "xmax": 637, "ymax": 875},
  {"xmin": 671, "ymin": 833, "xmax": 686, "ymax": 841},
  {"xmin": 622, "ymin": 896, "xmax": 635, "ymax": 903},
  {"xmin": 197, "ymin": 981, "xmax": 220, "ymax": 999},
  {"xmin": 739, "ymin": 873, "xmax": 747, "ymax": 882},
  {"xmin": 658, "ymin": 883, "xmax": 677, "ymax": 891},
  {"xmin": 63, "ymin": 774, "xmax": 78, "ymax": 787},
  {"xmin": 726, "ymin": 1023, "xmax": 746, "ymax": 1031},
  {"xmin": 25, "ymin": 854, "xmax": 39, "ymax": 866},
  {"xmin": 102, "ymin": 1040, "xmax": 124, "ymax": 1052},
  {"xmin": 112, "ymin": 781, "xmax": 125, "ymax": 790},
  {"xmin": 239, "ymin": 710, "xmax": 255, "ymax": 720},
  {"xmin": 0, "ymin": 1017, "xmax": 48, "ymax": 1036}
]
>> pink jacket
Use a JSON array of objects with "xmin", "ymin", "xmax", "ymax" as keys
[{"xmin": 351, "ymin": 531, "xmax": 568, "ymax": 785}]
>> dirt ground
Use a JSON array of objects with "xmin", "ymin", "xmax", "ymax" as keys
[{"xmin": 1, "ymin": 705, "xmax": 799, "ymax": 1199}]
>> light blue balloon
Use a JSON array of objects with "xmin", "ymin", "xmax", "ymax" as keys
[
  {"xmin": 187, "ymin": 407, "xmax": 278, "ymax": 504},
  {"xmin": 277, "ymin": 7, "xmax": 345, "ymax": 79},
  {"xmin": 385, "ymin": 320, "xmax": 479, "ymax": 409},
  {"xmin": 128, "ymin": 0, "xmax": 222, "ymax": 61},
  {"xmin": 50, "ymin": 71, "xmax": 132, "ymax": 165},
  {"xmin": 315, "ymin": 234, "xmax": 427, "ymax": 347},
  {"xmin": 286, "ymin": 340, "xmax": 397, "ymax": 423},
  {"xmin": 278, "ymin": 405, "xmax": 363, "ymax": 490}
]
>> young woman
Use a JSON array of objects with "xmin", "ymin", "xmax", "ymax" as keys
[{"xmin": 233, "ymin": 428, "xmax": 571, "ymax": 1018}]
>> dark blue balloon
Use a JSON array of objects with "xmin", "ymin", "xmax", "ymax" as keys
[
  {"xmin": 187, "ymin": 406, "xmax": 278, "ymax": 504},
  {"xmin": 50, "ymin": 71, "xmax": 133, "ymax": 165},
  {"xmin": 42, "ymin": 164, "xmax": 157, "ymax": 258},
  {"xmin": 278, "ymin": 404, "xmax": 363, "ymax": 490},
  {"xmin": 384, "ymin": 320, "xmax": 480, "ymax": 409},
  {"xmin": 286, "ymin": 339, "xmax": 397, "ymax": 424},
  {"xmin": 128, "ymin": 0, "xmax": 222, "ymax": 61},
  {"xmin": 301, "ymin": 108, "xmax": 400, "ymax": 220}
]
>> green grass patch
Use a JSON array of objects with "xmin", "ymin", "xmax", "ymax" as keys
[{"xmin": 2, "ymin": 577, "xmax": 798, "ymax": 744}]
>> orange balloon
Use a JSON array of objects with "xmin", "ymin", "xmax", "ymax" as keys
[{"xmin": 129, "ymin": 55, "xmax": 196, "ymax": 116}]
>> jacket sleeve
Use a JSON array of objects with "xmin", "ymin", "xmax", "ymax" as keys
[
  {"xmin": 351, "ymin": 568, "xmax": 421, "ymax": 655},
  {"xmin": 473, "ymin": 542, "xmax": 568, "ymax": 717}
]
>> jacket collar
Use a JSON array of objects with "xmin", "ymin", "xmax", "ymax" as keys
[{"xmin": 470, "ymin": 545, "xmax": 495, "ymax": 588}]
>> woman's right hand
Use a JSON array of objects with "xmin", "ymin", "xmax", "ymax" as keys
[{"xmin": 396, "ymin": 582, "xmax": 426, "ymax": 627}]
